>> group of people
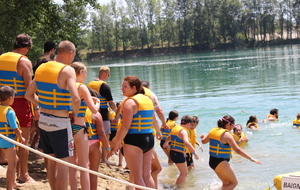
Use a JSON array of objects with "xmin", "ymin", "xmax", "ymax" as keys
[{"xmin": 0, "ymin": 33, "xmax": 283, "ymax": 190}]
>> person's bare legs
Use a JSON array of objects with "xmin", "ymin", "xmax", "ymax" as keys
[
  {"xmin": 76, "ymin": 131, "xmax": 90, "ymax": 190},
  {"xmin": 214, "ymin": 161, "xmax": 238, "ymax": 190},
  {"xmin": 68, "ymin": 152, "xmax": 78, "ymax": 190},
  {"xmin": 0, "ymin": 148, "xmax": 7, "ymax": 164},
  {"xmin": 174, "ymin": 162, "xmax": 188, "ymax": 185},
  {"xmin": 17, "ymin": 127, "xmax": 35, "ymax": 183},
  {"xmin": 151, "ymin": 150, "xmax": 162, "ymax": 188},
  {"xmin": 89, "ymin": 141, "xmax": 101, "ymax": 190},
  {"xmin": 124, "ymin": 144, "xmax": 155, "ymax": 190},
  {"xmin": 4, "ymin": 147, "xmax": 22, "ymax": 190},
  {"xmin": 46, "ymin": 155, "xmax": 70, "ymax": 190}
]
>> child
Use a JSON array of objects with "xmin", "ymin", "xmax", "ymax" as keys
[
  {"xmin": 200, "ymin": 115, "xmax": 261, "ymax": 190},
  {"xmin": 246, "ymin": 115, "xmax": 259, "ymax": 130},
  {"xmin": 163, "ymin": 115, "xmax": 199, "ymax": 185},
  {"xmin": 160, "ymin": 110, "xmax": 179, "ymax": 164},
  {"xmin": 186, "ymin": 116, "xmax": 203, "ymax": 169},
  {"xmin": 292, "ymin": 113, "xmax": 300, "ymax": 128},
  {"xmin": 85, "ymin": 88, "xmax": 110, "ymax": 190},
  {"xmin": 262, "ymin": 108, "xmax": 278, "ymax": 122},
  {"xmin": 0, "ymin": 85, "xmax": 25, "ymax": 190},
  {"xmin": 233, "ymin": 124, "xmax": 248, "ymax": 147}
]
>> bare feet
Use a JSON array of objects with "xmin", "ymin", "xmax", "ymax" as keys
[
  {"xmin": 17, "ymin": 176, "xmax": 36, "ymax": 183},
  {"xmin": 13, "ymin": 182, "xmax": 24, "ymax": 188}
]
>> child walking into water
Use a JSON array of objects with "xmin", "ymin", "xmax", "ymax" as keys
[
  {"xmin": 233, "ymin": 124, "xmax": 248, "ymax": 147},
  {"xmin": 160, "ymin": 110, "xmax": 179, "ymax": 164},
  {"xmin": 0, "ymin": 86, "xmax": 25, "ymax": 190},
  {"xmin": 163, "ymin": 115, "xmax": 199, "ymax": 185},
  {"xmin": 186, "ymin": 116, "xmax": 203, "ymax": 169}
]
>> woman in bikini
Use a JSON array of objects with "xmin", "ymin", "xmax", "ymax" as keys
[{"xmin": 69, "ymin": 62, "xmax": 100, "ymax": 190}]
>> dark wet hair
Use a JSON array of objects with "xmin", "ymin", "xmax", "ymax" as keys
[
  {"xmin": 44, "ymin": 41, "xmax": 56, "ymax": 53},
  {"xmin": 87, "ymin": 87, "xmax": 99, "ymax": 98},
  {"xmin": 166, "ymin": 110, "xmax": 179, "ymax": 122},
  {"xmin": 246, "ymin": 115, "xmax": 257, "ymax": 125},
  {"xmin": 141, "ymin": 81, "xmax": 150, "ymax": 88},
  {"xmin": 270, "ymin": 108, "xmax": 278, "ymax": 117},
  {"xmin": 217, "ymin": 115, "xmax": 235, "ymax": 129},
  {"xmin": 0, "ymin": 86, "xmax": 15, "ymax": 102},
  {"xmin": 123, "ymin": 76, "xmax": 145, "ymax": 94},
  {"xmin": 13, "ymin": 33, "xmax": 32, "ymax": 49},
  {"xmin": 181, "ymin": 115, "xmax": 192, "ymax": 125}
]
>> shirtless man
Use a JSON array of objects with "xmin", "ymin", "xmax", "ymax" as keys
[
  {"xmin": 0, "ymin": 33, "xmax": 36, "ymax": 183},
  {"xmin": 25, "ymin": 40, "xmax": 80, "ymax": 190}
]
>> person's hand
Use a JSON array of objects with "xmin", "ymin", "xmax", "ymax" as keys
[
  {"xmin": 156, "ymin": 133, "xmax": 162, "ymax": 140},
  {"xmin": 194, "ymin": 153, "xmax": 199, "ymax": 160},
  {"xmin": 251, "ymin": 158, "xmax": 262, "ymax": 164},
  {"xmin": 199, "ymin": 146, "xmax": 204, "ymax": 152},
  {"xmin": 110, "ymin": 138, "xmax": 120, "ymax": 155},
  {"xmin": 200, "ymin": 134, "xmax": 206, "ymax": 139},
  {"xmin": 33, "ymin": 109, "xmax": 40, "ymax": 121},
  {"xmin": 20, "ymin": 137, "xmax": 25, "ymax": 144},
  {"xmin": 163, "ymin": 142, "xmax": 169, "ymax": 149},
  {"xmin": 162, "ymin": 123, "xmax": 170, "ymax": 130},
  {"xmin": 111, "ymin": 118, "xmax": 118, "ymax": 124}
]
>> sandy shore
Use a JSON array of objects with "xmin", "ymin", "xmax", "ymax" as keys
[{"xmin": 0, "ymin": 153, "xmax": 129, "ymax": 190}]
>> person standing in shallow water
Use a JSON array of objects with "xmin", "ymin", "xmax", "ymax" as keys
[{"xmin": 200, "ymin": 115, "xmax": 262, "ymax": 190}]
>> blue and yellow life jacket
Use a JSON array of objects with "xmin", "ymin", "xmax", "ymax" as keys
[
  {"xmin": 109, "ymin": 111, "xmax": 121, "ymax": 131},
  {"xmin": 209, "ymin": 127, "xmax": 232, "ymax": 159},
  {"xmin": 0, "ymin": 106, "xmax": 19, "ymax": 139},
  {"xmin": 143, "ymin": 87, "xmax": 152, "ymax": 98},
  {"xmin": 120, "ymin": 94, "xmax": 154, "ymax": 134},
  {"xmin": 0, "ymin": 52, "xmax": 26, "ymax": 96},
  {"xmin": 35, "ymin": 61, "xmax": 72, "ymax": 111},
  {"xmin": 233, "ymin": 132, "xmax": 247, "ymax": 147},
  {"xmin": 87, "ymin": 80, "xmax": 108, "ymax": 109},
  {"xmin": 161, "ymin": 120, "xmax": 176, "ymax": 140},
  {"xmin": 85, "ymin": 108, "xmax": 99, "ymax": 140},
  {"xmin": 293, "ymin": 119, "xmax": 300, "ymax": 127},
  {"xmin": 76, "ymin": 83, "xmax": 88, "ymax": 117},
  {"xmin": 170, "ymin": 125, "xmax": 186, "ymax": 152}
]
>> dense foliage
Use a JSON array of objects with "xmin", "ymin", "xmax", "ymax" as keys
[{"xmin": 0, "ymin": 0, "xmax": 299, "ymax": 60}]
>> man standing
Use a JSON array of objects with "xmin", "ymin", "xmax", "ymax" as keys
[
  {"xmin": 0, "ymin": 33, "xmax": 36, "ymax": 183},
  {"xmin": 33, "ymin": 41, "xmax": 56, "ymax": 75},
  {"xmin": 88, "ymin": 66, "xmax": 117, "ymax": 164},
  {"xmin": 25, "ymin": 40, "xmax": 80, "ymax": 190}
]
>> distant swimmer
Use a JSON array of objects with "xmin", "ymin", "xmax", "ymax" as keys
[
  {"xmin": 292, "ymin": 113, "xmax": 300, "ymax": 128},
  {"xmin": 200, "ymin": 115, "xmax": 261, "ymax": 190},
  {"xmin": 262, "ymin": 108, "xmax": 278, "ymax": 122},
  {"xmin": 246, "ymin": 115, "xmax": 259, "ymax": 130}
]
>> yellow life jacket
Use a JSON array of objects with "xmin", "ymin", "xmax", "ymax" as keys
[
  {"xmin": 120, "ymin": 94, "xmax": 154, "ymax": 134},
  {"xmin": 170, "ymin": 125, "xmax": 186, "ymax": 152},
  {"xmin": 87, "ymin": 80, "xmax": 108, "ymax": 109},
  {"xmin": 233, "ymin": 132, "xmax": 247, "ymax": 147},
  {"xmin": 0, "ymin": 106, "xmax": 19, "ymax": 138},
  {"xmin": 209, "ymin": 127, "xmax": 232, "ymax": 159},
  {"xmin": 84, "ymin": 108, "xmax": 99, "ymax": 140},
  {"xmin": 267, "ymin": 114, "xmax": 277, "ymax": 122},
  {"xmin": 293, "ymin": 119, "xmax": 300, "ymax": 127},
  {"xmin": 110, "ymin": 112, "xmax": 121, "ymax": 131},
  {"xmin": 35, "ymin": 61, "xmax": 72, "ymax": 111},
  {"xmin": 247, "ymin": 122, "xmax": 259, "ymax": 128},
  {"xmin": 76, "ymin": 83, "xmax": 88, "ymax": 117},
  {"xmin": 0, "ymin": 52, "xmax": 26, "ymax": 96},
  {"xmin": 161, "ymin": 120, "xmax": 176, "ymax": 140},
  {"xmin": 143, "ymin": 87, "xmax": 152, "ymax": 98}
]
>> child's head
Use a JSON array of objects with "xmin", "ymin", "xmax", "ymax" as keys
[
  {"xmin": 270, "ymin": 108, "xmax": 279, "ymax": 118},
  {"xmin": 0, "ymin": 86, "xmax": 15, "ymax": 104},
  {"xmin": 248, "ymin": 115, "xmax": 258, "ymax": 123},
  {"xmin": 218, "ymin": 115, "xmax": 235, "ymax": 129},
  {"xmin": 87, "ymin": 87, "xmax": 99, "ymax": 98},
  {"xmin": 191, "ymin": 116, "xmax": 199, "ymax": 129},
  {"xmin": 233, "ymin": 124, "xmax": 243, "ymax": 135},
  {"xmin": 168, "ymin": 110, "xmax": 179, "ymax": 121},
  {"xmin": 180, "ymin": 115, "xmax": 192, "ymax": 126},
  {"xmin": 297, "ymin": 113, "xmax": 300, "ymax": 120}
]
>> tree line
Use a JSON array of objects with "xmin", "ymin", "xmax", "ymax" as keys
[{"xmin": 1, "ymin": 0, "xmax": 300, "ymax": 61}]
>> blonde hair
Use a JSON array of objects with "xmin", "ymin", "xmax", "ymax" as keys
[
  {"xmin": 99, "ymin": 66, "xmax": 110, "ymax": 74},
  {"xmin": 71, "ymin": 62, "xmax": 86, "ymax": 76}
]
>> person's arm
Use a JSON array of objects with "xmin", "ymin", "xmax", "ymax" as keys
[
  {"xmin": 80, "ymin": 85, "xmax": 100, "ymax": 114},
  {"xmin": 108, "ymin": 101, "xmax": 117, "ymax": 113},
  {"xmin": 150, "ymin": 93, "xmax": 169, "ymax": 129},
  {"xmin": 163, "ymin": 135, "xmax": 171, "ymax": 148},
  {"xmin": 223, "ymin": 132, "xmax": 261, "ymax": 164},
  {"xmin": 200, "ymin": 133, "xmax": 209, "ymax": 144},
  {"xmin": 64, "ymin": 66, "xmax": 80, "ymax": 115},
  {"xmin": 152, "ymin": 114, "xmax": 162, "ymax": 140},
  {"xmin": 180, "ymin": 129, "xmax": 199, "ymax": 160},
  {"xmin": 93, "ymin": 112, "xmax": 110, "ymax": 157},
  {"xmin": 7, "ymin": 110, "xmax": 25, "ymax": 142},
  {"xmin": 24, "ymin": 80, "xmax": 40, "ymax": 120},
  {"xmin": 17, "ymin": 57, "xmax": 32, "ymax": 90},
  {"xmin": 111, "ymin": 99, "xmax": 136, "ymax": 154}
]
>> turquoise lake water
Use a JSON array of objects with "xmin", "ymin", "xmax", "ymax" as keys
[{"xmin": 85, "ymin": 44, "xmax": 300, "ymax": 190}]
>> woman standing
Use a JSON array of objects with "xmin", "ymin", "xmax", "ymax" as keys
[
  {"xmin": 200, "ymin": 115, "xmax": 261, "ymax": 190},
  {"xmin": 111, "ymin": 76, "xmax": 158, "ymax": 189},
  {"xmin": 69, "ymin": 62, "xmax": 100, "ymax": 190}
]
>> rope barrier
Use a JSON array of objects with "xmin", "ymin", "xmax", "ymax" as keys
[{"xmin": 0, "ymin": 134, "xmax": 155, "ymax": 190}]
